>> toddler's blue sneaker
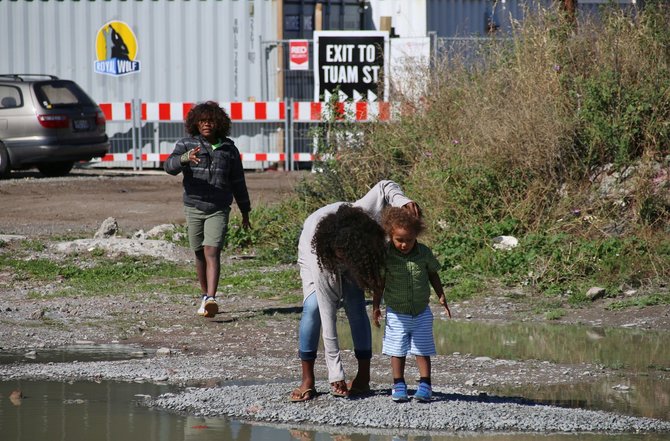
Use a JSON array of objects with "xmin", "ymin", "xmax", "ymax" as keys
[
  {"xmin": 413, "ymin": 382, "xmax": 432, "ymax": 402},
  {"xmin": 391, "ymin": 382, "xmax": 409, "ymax": 402}
]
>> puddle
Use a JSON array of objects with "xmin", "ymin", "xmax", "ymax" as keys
[
  {"xmin": 1, "ymin": 380, "xmax": 668, "ymax": 441},
  {"xmin": 338, "ymin": 319, "xmax": 670, "ymax": 420},
  {"xmin": 1, "ymin": 321, "xmax": 668, "ymax": 440},
  {"xmin": 0, "ymin": 343, "xmax": 154, "ymax": 364},
  {"xmin": 491, "ymin": 375, "xmax": 670, "ymax": 421}
]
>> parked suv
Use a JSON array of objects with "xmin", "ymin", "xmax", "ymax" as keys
[{"xmin": 0, "ymin": 74, "xmax": 109, "ymax": 178}]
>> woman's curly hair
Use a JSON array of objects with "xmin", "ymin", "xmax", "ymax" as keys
[
  {"xmin": 184, "ymin": 100, "xmax": 231, "ymax": 139},
  {"xmin": 312, "ymin": 205, "xmax": 386, "ymax": 293},
  {"xmin": 381, "ymin": 206, "xmax": 425, "ymax": 237}
]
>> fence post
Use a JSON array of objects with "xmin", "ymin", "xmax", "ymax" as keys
[
  {"xmin": 131, "ymin": 98, "xmax": 144, "ymax": 171},
  {"xmin": 286, "ymin": 98, "xmax": 293, "ymax": 171}
]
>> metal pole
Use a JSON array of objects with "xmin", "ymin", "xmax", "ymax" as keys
[
  {"xmin": 137, "ymin": 99, "xmax": 143, "ymax": 171},
  {"xmin": 131, "ymin": 98, "xmax": 138, "ymax": 171},
  {"xmin": 260, "ymin": 35, "xmax": 266, "ymax": 101},
  {"xmin": 286, "ymin": 98, "xmax": 293, "ymax": 171}
]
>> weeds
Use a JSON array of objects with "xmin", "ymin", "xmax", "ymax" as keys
[{"xmin": 268, "ymin": 4, "xmax": 670, "ymax": 314}]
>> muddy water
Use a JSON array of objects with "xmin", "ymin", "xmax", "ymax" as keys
[
  {"xmin": 1, "ymin": 321, "xmax": 668, "ymax": 440},
  {"xmin": 340, "ymin": 319, "xmax": 670, "ymax": 420},
  {"xmin": 1, "ymin": 380, "xmax": 668, "ymax": 441}
]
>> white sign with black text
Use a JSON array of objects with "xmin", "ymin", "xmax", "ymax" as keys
[{"xmin": 313, "ymin": 31, "xmax": 389, "ymax": 102}]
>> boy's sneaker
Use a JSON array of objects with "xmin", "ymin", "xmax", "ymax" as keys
[
  {"xmin": 203, "ymin": 296, "xmax": 218, "ymax": 317},
  {"xmin": 391, "ymin": 382, "xmax": 409, "ymax": 402},
  {"xmin": 413, "ymin": 382, "xmax": 432, "ymax": 402},
  {"xmin": 197, "ymin": 295, "xmax": 208, "ymax": 316},
  {"xmin": 197, "ymin": 295, "xmax": 218, "ymax": 317}
]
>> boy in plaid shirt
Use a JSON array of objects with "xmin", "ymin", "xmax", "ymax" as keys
[{"xmin": 372, "ymin": 207, "xmax": 451, "ymax": 402}]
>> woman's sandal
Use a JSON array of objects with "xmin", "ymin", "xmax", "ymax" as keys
[
  {"xmin": 329, "ymin": 381, "xmax": 349, "ymax": 397},
  {"xmin": 289, "ymin": 387, "xmax": 317, "ymax": 402}
]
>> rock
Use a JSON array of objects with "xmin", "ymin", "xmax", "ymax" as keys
[
  {"xmin": 146, "ymin": 224, "xmax": 176, "ymax": 239},
  {"xmin": 0, "ymin": 234, "xmax": 26, "ymax": 243},
  {"xmin": 30, "ymin": 309, "xmax": 45, "ymax": 320},
  {"xmin": 94, "ymin": 217, "xmax": 119, "ymax": 239},
  {"xmin": 492, "ymin": 236, "xmax": 519, "ymax": 251},
  {"xmin": 156, "ymin": 347, "xmax": 172, "ymax": 356},
  {"xmin": 586, "ymin": 287, "xmax": 607, "ymax": 301},
  {"xmin": 9, "ymin": 389, "xmax": 22, "ymax": 406}
]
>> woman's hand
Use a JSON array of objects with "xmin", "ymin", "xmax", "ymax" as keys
[
  {"xmin": 402, "ymin": 201, "xmax": 421, "ymax": 218},
  {"xmin": 372, "ymin": 307, "xmax": 382, "ymax": 328}
]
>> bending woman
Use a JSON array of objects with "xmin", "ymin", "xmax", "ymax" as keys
[{"xmin": 290, "ymin": 180, "xmax": 420, "ymax": 401}]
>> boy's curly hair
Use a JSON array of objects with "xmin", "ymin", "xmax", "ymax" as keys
[
  {"xmin": 381, "ymin": 206, "xmax": 425, "ymax": 236},
  {"xmin": 184, "ymin": 101, "xmax": 231, "ymax": 139},
  {"xmin": 312, "ymin": 205, "xmax": 386, "ymax": 293}
]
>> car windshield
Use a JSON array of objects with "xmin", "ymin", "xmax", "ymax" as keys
[{"xmin": 34, "ymin": 81, "xmax": 96, "ymax": 109}]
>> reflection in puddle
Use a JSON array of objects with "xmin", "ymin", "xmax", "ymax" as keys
[
  {"xmin": 0, "ymin": 343, "xmax": 154, "ymax": 364},
  {"xmin": 492, "ymin": 375, "xmax": 670, "ymax": 421}
]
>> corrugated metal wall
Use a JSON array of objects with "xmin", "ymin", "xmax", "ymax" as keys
[{"xmin": 0, "ymin": 0, "xmax": 277, "ymax": 104}]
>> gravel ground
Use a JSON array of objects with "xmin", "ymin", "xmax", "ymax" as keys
[{"xmin": 1, "ymin": 171, "xmax": 669, "ymax": 435}]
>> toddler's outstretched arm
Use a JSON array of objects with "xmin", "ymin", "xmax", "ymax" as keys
[{"xmin": 429, "ymin": 271, "xmax": 452, "ymax": 318}]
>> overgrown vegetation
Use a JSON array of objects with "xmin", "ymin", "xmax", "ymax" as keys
[{"xmin": 228, "ymin": 3, "xmax": 670, "ymax": 310}]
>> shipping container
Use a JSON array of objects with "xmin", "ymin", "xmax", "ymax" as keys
[{"xmin": 0, "ymin": 0, "xmax": 278, "ymax": 104}]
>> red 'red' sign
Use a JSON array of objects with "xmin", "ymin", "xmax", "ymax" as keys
[{"xmin": 289, "ymin": 40, "xmax": 309, "ymax": 70}]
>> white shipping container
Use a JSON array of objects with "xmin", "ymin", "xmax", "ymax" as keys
[{"xmin": 0, "ymin": 0, "xmax": 278, "ymax": 104}]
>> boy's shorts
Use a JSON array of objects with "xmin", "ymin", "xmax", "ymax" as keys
[
  {"xmin": 183, "ymin": 205, "xmax": 231, "ymax": 251},
  {"xmin": 382, "ymin": 305, "xmax": 436, "ymax": 357}
]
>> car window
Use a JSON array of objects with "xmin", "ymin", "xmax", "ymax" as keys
[
  {"xmin": 34, "ymin": 81, "xmax": 95, "ymax": 109},
  {"xmin": 0, "ymin": 86, "xmax": 22, "ymax": 109}
]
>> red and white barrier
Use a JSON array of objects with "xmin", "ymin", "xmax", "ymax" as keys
[
  {"xmin": 99, "ymin": 101, "xmax": 287, "ymax": 122},
  {"xmin": 292, "ymin": 101, "xmax": 392, "ymax": 122},
  {"xmin": 100, "ymin": 101, "xmax": 392, "ymax": 123},
  {"xmin": 97, "ymin": 152, "xmax": 315, "ymax": 162},
  {"xmin": 98, "ymin": 101, "xmax": 393, "ymax": 165}
]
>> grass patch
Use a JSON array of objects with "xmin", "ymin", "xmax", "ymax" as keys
[
  {"xmin": 544, "ymin": 308, "xmax": 566, "ymax": 320},
  {"xmin": 607, "ymin": 292, "xmax": 670, "ymax": 310},
  {"xmin": 218, "ymin": 262, "xmax": 302, "ymax": 302}
]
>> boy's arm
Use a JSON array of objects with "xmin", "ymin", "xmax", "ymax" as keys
[
  {"xmin": 228, "ymin": 143, "xmax": 251, "ymax": 227},
  {"xmin": 164, "ymin": 140, "xmax": 189, "ymax": 175},
  {"xmin": 428, "ymin": 271, "xmax": 452, "ymax": 318}
]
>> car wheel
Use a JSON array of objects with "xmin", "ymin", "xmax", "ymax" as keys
[
  {"xmin": 37, "ymin": 161, "xmax": 74, "ymax": 177},
  {"xmin": 0, "ymin": 143, "xmax": 11, "ymax": 179}
]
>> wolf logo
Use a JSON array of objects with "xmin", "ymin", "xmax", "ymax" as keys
[{"xmin": 104, "ymin": 24, "xmax": 130, "ymax": 61}]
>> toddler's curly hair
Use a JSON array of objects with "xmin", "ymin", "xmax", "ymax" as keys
[
  {"xmin": 312, "ymin": 205, "xmax": 386, "ymax": 293},
  {"xmin": 381, "ymin": 206, "xmax": 425, "ymax": 236},
  {"xmin": 184, "ymin": 100, "xmax": 231, "ymax": 139}
]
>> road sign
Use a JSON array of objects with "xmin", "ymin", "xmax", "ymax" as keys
[
  {"xmin": 289, "ymin": 40, "xmax": 309, "ymax": 71},
  {"xmin": 314, "ymin": 31, "xmax": 389, "ymax": 102}
]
